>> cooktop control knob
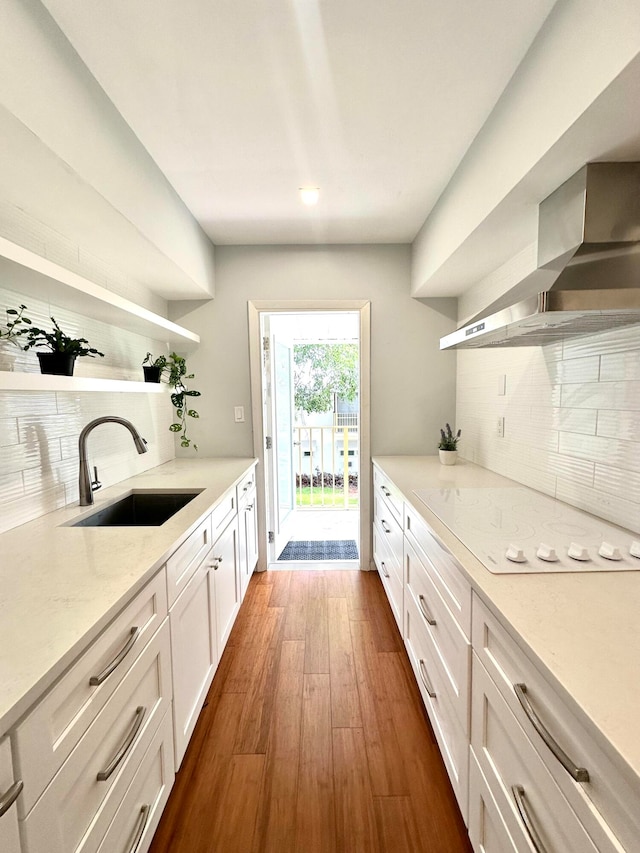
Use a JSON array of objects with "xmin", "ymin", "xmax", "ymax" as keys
[
  {"xmin": 506, "ymin": 544, "xmax": 527, "ymax": 563},
  {"xmin": 598, "ymin": 542, "xmax": 622, "ymax": 561},
  {"xmin": 536, "ymin": 543, "xmax": 558, "ymax": 562},
  {"xmin": 630, "ymin": 540, "xmax": 640, "ymax": 559},
  {"xmin": 568, "ymin": 543, "xmax": 590, "ymax": 561}
]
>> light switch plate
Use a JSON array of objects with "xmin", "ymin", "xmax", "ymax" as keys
[
  {"xmin": 234, "ymin": 406, "xmax": 245, "ymax": 423},
  {"xmin": 497, "ymin": 374, "xmax": 506, "ymax": 396}
]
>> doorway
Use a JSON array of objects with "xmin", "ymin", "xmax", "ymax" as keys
[{"xmin": 248, "ymin": 300, "xmax": 371, "ymax": 572}]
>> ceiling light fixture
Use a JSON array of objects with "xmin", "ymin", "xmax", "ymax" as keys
[{"xmin": 299, "ymin": 186, "xmax": 320, "ymax": 205}]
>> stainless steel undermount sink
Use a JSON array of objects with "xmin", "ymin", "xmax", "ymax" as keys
[{"xmin": 68, "ymin": 490, "xmax": 203, "ymax": 527}]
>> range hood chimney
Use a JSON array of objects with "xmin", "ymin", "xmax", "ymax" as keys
[{"xmin": 440, "ymin": 162, "xmax": 640, "ymax": 349}]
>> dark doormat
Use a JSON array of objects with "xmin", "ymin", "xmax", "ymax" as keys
[{"xmin": 277, "ymin": 539, "xmax": 359, "ymax": 561}]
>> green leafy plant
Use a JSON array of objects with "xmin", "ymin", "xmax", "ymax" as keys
[
  {"xmin": 145, "ymin": 351, "xmax": 201, "ymax": 450},
  {"xmin": 0, "ymin": 304, "xmax": 32, "ymax": 345},
  {"xmin": 438, "ymin": 423, "xmax": 461, "ymax": 451},
  {"xmin": 18, "ymin": 316, "xmax": 104, "ymax": 357}
]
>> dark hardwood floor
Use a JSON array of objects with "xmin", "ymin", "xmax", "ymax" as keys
[{"xmin": 149, "ymin": 569, "xmax": 473, "ymax": 852}]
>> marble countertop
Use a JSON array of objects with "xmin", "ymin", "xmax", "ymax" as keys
[
  {"xmin": 0, "ymin": 457, "xmax": 256, "ymax": 734},
  {"xmin": 373, "ymin": 456, "xmax": 640, "ymax": 787}
]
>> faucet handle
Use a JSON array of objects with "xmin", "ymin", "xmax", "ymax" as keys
[{"xmin": 91, "ymin": 466, "xmax": 102, "ymax": 492}]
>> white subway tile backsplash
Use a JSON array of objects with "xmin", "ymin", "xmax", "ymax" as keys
[
  {"xmin": 596, "ymin": 410, "xmax": 640, "ymax": 441},
  {"xmin": 0, "ymin": 418, "xmax": 19, "ymax": 447},
  {"xmin": 457, "ymin": 325, "xmax": 640, "ymax": 530}
]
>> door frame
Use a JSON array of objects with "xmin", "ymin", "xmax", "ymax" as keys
[{"xmin": 248, "ymin": 299, "xmax": 371, "ymax": 571}]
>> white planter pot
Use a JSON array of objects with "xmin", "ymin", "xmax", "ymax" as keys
[{"xmin": 439, "ymin": 449, "xmax": 458, "ymax": 466}]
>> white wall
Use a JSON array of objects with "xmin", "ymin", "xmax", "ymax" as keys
[
  {"xmin": 456, "ymin": 325, "xmax": 640, "ymax": 532},
  {"xmin": 411, "ymin": 0, "xmax": 640, "ymax": 296},
  {"xmin": 0, "ymin": 0, "xmax": 216, "ymax": 300},
  {"xmin": 170, "ymin": 245, "xmax": 457, "ymax": 458},
  {"xmin": 0, "ymin": 283, "xmax": 176, "ymax": 534}
]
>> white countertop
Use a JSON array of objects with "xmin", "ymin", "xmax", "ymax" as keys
[
  {"xmin": 373, "ymin": 456, "xmax": 640, "ymax": 788},
  {"xmin": 0, "ymin": 457, "xmax": 256, "ymax": 733}
]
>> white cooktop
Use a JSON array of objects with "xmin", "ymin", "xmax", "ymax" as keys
[{"xmin": 412, "ymin": 487, "xmax": 640, "ymax": 574}]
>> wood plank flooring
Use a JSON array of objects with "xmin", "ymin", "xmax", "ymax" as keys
[{"xmin": 149, "ymin": 570, "xmax": 473, "ymax": 853}]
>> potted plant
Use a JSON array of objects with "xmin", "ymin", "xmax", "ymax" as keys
[
  {"xmin": 142, "ymin": 352, "xmax": 167, "ymax": 383},
  {"xmin": 144, "ymin": 351, "xmax": 201, "ymax": 449},
  {"xmin": 438, "ymin": 423, "xmax": 461, "ymax": 465},
  {"xmin": 18, "ymin": 315, "xmax": 104, "ymax": 375}
]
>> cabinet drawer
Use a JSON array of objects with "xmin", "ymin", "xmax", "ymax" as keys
[
  {"xmin": 404, "ymin": 502, "xmax": 471, "ymax": 638},
  {"xmin": 237, "ymin": 466, "xmax": 257, "ymax": 506},
  {"xmin": 21, "ymin": 622, "xmax": 172, "ymax": 853},
  {"xmin": 373, "ymin": 465, "xmax": 403, "ymax": 526},
  {"xmin": 469, "ymin": 750, "xmax": 519, "ymax": 853},
  {"xmin": 372, "ymin": 522, "xmax": 403, "ymax": 633},
  {"xmin": 165, "ymin": 515, "xmax": 212, "ymax": 607},
  {"xmin": 96, "ymin": 709, "xmax": 174, "ymax": 853},
  {"xmin": 404, "ymin": 591, "xmax": 468, "ymax": 822},
  {"xmin": 373, "ymin": 492, "xmax": 403, "ymax": 567},
  {"xmin": 0, "ymin": 737, "xmax": 22, "ymax": 853},
  {"xmin": 472, "ymin": 594, "xmax": 635, "ymax": 852},
  {"xmin": 14, "ymin": 571, "xmax": 168, "ymax": 816},
  {"xmin": 471, "ymin": 655, "xmax": 604, "ymax": 853},
  {"xmin": 405, "ymin": 536, "xmax": 470, "ymax": 736}
]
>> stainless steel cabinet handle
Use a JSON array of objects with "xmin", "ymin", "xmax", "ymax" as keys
[
  {"xmin": 0, "ymin": 780, "xmax": 23, "ymax": 817},
  {"xmin": 512, "ymin": 785, "xmax": 548, "ymax": 853},
  {"xmin": 419, "ymin": 659, "xmax": 436, "ymax": 698},
  {"xmin": 381, "ymin": 520, "xmax": 391, "ymax": 534},
  {"xmin": 97, "ymin": 706, "xmax": 146, "ymax": 781},
  {"xmin": 381, "ymin": 486, "xmax": 391, "ymax": 497},
  {"xmin": 418, "ymin": 594, "xmax": 436, "ymax": 626},
  {"xmin": 90, "ymin": 627, "xmax": 141, "ymax": 686},
  {"xmin": 380, "ymin": 561, "xmax": 390, "ymax": 578},
  {"xmin": 210, "ymin": 554, "xmax": 223, "ymax": 570},
  {"xmin": 127, "ymin": 804, "xmax": 151, "ymax": 853},
  {"xmin": 246, "ymin": 503, "xmax": 253, "ymax": 511},
  {"xmin": 514, "ymin": 683, "xmax": 589, "ymax": 782}
]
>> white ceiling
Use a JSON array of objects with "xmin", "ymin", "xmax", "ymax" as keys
[{"xmin": 41, "ymin": 0, "xmax": 556, "ymax": 246}]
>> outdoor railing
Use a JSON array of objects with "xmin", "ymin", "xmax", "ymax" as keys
[{"xmin": 294, "ymin": 425, "xmax": 359, "ymax": 508}]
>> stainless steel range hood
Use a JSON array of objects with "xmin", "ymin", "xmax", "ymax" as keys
[{"xmin": 440, "ymin": 162, "xmax": 640, "ymax": 349}]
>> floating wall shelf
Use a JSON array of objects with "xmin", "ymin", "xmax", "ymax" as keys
[
  {"xmin": 0, "ymin": 236, "xmax": 200, "ymax": 349},
  {"xmin": 0, "ymin": 373, "xmax": 166, "ymax": 393}
]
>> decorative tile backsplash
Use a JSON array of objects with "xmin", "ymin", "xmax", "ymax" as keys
[
  {"xmin": 456, "ymin": 324, "xmax": 640, "ymax": 533},
  {"xmin": 0, "ymin": 284, "xmax": 176, "ymax": 534}
]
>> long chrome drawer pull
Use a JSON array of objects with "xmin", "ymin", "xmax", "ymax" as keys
[
  {"xmin": 512, "ymin": 785, "xmax": 548, "ymax": 853},
  {"xmin": 0, "ymin": 780, "xmax": 23, "ymax": 817},
  {"xmin": 380, "ymin": 561, "xmax": 390, "ymax": 578},
  {"xmin": 97, "ymin": 706, "xmax": 147, "ymax": 781},
  {"xmin": 381, "ymin": 486, "xmax": 391, "ymax": 496},
  {"xmin": 90, "ymin": 627, "xmax": 141, "ymax": 686},
  {"xmin": 381, "ymin": 520, "xmax": 391, "ymax": 533},
  {"xmin": 514, "ymin": 683, "xmax": 589, "ymax": 782},
  {"xmin": 418, "ymin": 594, "xmax": 436, "ymax": 626},
  {"xmin": 127, "ymin": 804, "xmax": 151, "ymax": 853},
  {"xmin": 418, "ymin": 659, "xmax": 436, "ymax": 698}
]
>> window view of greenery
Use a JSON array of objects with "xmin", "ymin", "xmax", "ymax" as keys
[{"xmin": 293, "ymin": 343, "xmax": 359, "ymax": 508}]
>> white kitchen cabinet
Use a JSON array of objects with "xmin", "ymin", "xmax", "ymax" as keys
[
  {"xmin": 13, "ymin": 571, "xmax": 168, "ymax": 817},
  {"xmin": 237, "ymin": 465, "xmax": 258, "ymax": 601},
  {"xmin": 212, "ymin": 515, "xmax": 241, "ymax": 655},
  {"xmin": 0, "ymin": 737, "xmax": 22, "ymax": 853},
  {"xmin": 170, "ymin": 560, "xmax": 217, "ymax": 768},
  {"xmin": 20, "ymin": 621, "xmax": 172, "ymax": 853},
  {"xmin": 372, "ymin": 463, "xmax": 404, "ymax": 631},
  {"xmin": 96, "ymin": 709, "xmax": 174, "ymax": 853},
  {"xmin": 472, "ymin": 593, "xmax": 638, "ymax": 852}
]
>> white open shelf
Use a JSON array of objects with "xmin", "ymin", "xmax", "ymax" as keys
[
  {"xmin": 0, "ymin": 236, "xmax": 200, "ymax": 348},
  {"xmin": 0, "ymin": 372, "xmax": 166, "ymax": 393}
]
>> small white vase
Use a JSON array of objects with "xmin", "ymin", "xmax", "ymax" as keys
[{"xmin": 439, "ymin": 449, "xmax": 458, "ymax": 466}]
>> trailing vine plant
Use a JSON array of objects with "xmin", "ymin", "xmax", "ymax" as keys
[{"xmin": 143, "ymin": 351, "xmax": 201, "ymax": 449}]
